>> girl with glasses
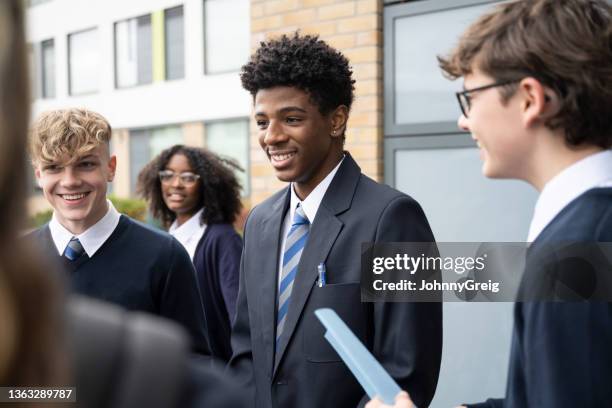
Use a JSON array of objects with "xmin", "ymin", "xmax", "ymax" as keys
[{"xmin": 138, "ymin": 145, "xmax": 244, "ymax": 361}]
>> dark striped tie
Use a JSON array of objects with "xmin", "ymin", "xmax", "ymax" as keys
[
  {"xmin": 277, "ymin": 204, "xmax": 310, "ymax": 346},
  {"xmin": 64, "ymin": 237, "xmax": 85, "ymax": 261}
]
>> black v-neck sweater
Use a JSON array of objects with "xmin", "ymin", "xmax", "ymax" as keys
[{"xmin": 29, "ymin": 215, "xmax": 210, "ymax": 355}]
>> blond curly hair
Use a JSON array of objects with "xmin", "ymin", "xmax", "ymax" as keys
[{"xmin": 30, "ymin": 108, "xmax": 112, "ymax": 165}]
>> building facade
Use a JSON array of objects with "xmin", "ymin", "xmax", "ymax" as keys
[
  {"xmin": 27, "ymin": 0, "xmax": 385, "ymax": 212},
  {"xmin": 27, "ymin": 0, "xmax": 252, "ymax": 213}
]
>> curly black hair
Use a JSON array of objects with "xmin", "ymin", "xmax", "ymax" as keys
[
  {"xmin": 240, "ymin": 32, "xmax": 355, "ymax": 116},
  {"xmin": 137, "ymin": 145, "xmax": 243, "ymax": 228}
]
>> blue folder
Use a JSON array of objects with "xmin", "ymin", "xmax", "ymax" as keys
[{"xmin": 315, "ymin": 308, "xmax": 403, "ymax": 405}]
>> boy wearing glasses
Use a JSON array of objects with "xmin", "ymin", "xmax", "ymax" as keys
[
  {"xmin": 368, "ymin": 0, "xmax": 612, "ymax": 407},
  {"xmin": 28, "ymin": 108, "xmax": 211, "ymax": 356}
]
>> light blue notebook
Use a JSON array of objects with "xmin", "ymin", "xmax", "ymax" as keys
[{"xmin": 314, "ymin": 308, "xmax": 403, "ymax": 405}]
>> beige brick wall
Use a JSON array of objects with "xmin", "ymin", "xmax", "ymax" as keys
[
  {"xmin": 183, "ymin": 122, "xmax": 205, "ymax": 148},
  {"xmin": 249, "ymin": 0, "xmax": 383, "ymax": 205},
  {"xmin": 111, "ymin": 129, "xmax": 131, "ymax": 198}
]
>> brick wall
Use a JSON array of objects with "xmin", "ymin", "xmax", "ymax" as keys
[{"xmin": 249, "ymin": 0, "xmax": 383, "ymax": 205}]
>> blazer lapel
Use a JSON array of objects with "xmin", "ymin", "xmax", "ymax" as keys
[
  {"xmin": 273, "ymin": 153, "xmax": 361, "ymax": 376},
  {"xmin": 258, "ymin": 188, "xmax": 290, "ymax": 378}
]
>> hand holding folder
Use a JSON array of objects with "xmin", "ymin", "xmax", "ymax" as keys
[{"xmin": 315, "ymin": 308, "xmax": 411, "ymax": 406}]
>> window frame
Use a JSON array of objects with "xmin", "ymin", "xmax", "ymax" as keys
[
  {"xmin": 202, "ymin": 0, "xmax": 250, "ymax": 75},
  {"xmin": 204, "ymin": 117, "xmax": 251, "ymax": 196},
  {"xmin": 164, "ymin": 5, "xmax": 185, "ymax": 81},
  {"xmin": 128, "ymin": 124, "xmax": 184, "ymax": 196},
  {"xmin": 113, "ymin": 13, "xmax": 153, "ymax": 89},
  {"xmin": 40, "ymin": 38, "xmax": 55, "ymax": 99},
  {"xmin": 383, "ymin": 0, "xmax": 506, "ymax": 188},
  {"xmin": 67, "ymin": 26, "xmax": 99, "ymax": 96},
  {"xmin": 383, "ymin": 0, "xmax": 502, "ymax": 138}
]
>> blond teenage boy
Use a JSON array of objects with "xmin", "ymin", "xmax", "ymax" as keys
[{"xmin": 29, "ymin": 108, "xmax": 210, "ymax": 355}]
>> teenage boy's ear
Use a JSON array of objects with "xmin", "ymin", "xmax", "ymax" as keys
[
  {"xmin": 519, "ymin": 77, "xmax": 560, "ymax": 128},
  {"xmin": 107, "ymin": 155, "xmax": 117, "ymax": 182},
  {"xmin": 34, "ymin": 165, "xmax": 42, "ymax": 188},
  {"xmin": 329, "ymin": 105, "xmax": 349, "ymax": 140}
]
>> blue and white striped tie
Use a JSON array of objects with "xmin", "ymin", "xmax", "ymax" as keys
[
  {"xmin": 277, "ymin": 204, "xmax": 310, "ymax": 345},
  {"xmin": 64, "ymin": 237, "xmax": 85, "ymax": 261}
]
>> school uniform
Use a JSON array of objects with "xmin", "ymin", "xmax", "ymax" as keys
[
  {"xmin": 29, "ymin": 201, "xmax": 210, "ymax": 355},
  {"xmin": 229, "ymin": 153, "xmax": 442, "ymax": 408},
  {"xmin": 170, "ymin": 209, "xmax": 241, "ymax": 361},
  {"xmin": 469, "ymin": 150, "xmax": 612, "ymax": 407}
]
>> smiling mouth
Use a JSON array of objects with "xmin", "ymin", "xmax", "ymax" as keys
[
  {"xmin": 60, "ymin": 192, "xmax": 90, "ymax": 201},
  {"xmin": 166, "ymin": 193, "xmax": 186, "ymax": 203},
  {"xmin": 471, "ymin": 136, "xmax": 482, "ymax": 148},
  {"xmin": 270, "ymin": 151, "xmax": 296, "ymax": 162}
]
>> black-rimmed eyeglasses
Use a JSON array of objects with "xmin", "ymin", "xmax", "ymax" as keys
[{"xmin": 456, "ymin": 80, "xmax": 519, "ymax": 118}]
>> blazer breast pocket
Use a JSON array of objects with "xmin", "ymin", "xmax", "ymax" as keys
[{"xmin": 303, "ymin": 282, "xmax": 368, "ymax": 363}]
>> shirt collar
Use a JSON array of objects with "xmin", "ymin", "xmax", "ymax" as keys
[
  {"xmin": 169, "ymin": 208, "xmax": 206, "ymax": 244},
  {"xmin": 49, "ymin": 199, "xmax": 121, "ymax": 257},
  {"xmin": 528, "ymin": 150, "xmax": 612, "ymax": 241},
  {"xmin": 289, "ymin": 155, "xmax": 345, "ymax": 223}
]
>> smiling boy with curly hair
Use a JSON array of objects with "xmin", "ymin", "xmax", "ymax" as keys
[
  {"xmin": 228, "ymin": 33, "xmax": 442, "ymax": 408},
  {"xmin": 28, "ymin": 108, "xmax": 210, "ymax": 356}
]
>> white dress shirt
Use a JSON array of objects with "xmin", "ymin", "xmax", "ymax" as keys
[
  {"xmin": 168, "ymin": 208, "xmax": 207, "ymax": 260},
  {"xmin": 277, "ymin": 155, "xmax": 345, "ymax": 288},
  {"xmin": 528, "ymin": 150, "xmax": 612, "ymax": 242},
  {"xmin": 49, "ymin": 199, "xmax": 121, "ymax": 257}
]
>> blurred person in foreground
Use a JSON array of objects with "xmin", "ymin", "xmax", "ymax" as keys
[
  {"xmin": 367, "ymin": 0, "xmax": 612, "ymax": 407},
  {"xmin": 27, "ymin": 108, "xmax": 210, "ymax": 356},
  {"xmin": 138, "ymin": 145, "xmax": 243, "ymax": 361},
  {"xmin": 0, "ymin": 0, "xmax": 69, "ymax": 399}
]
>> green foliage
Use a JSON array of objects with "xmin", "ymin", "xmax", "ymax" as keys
[
  {"xmin": 29, "ymin": 209, "xmax": 53, "ymax": 228},
  {"xmin": 109, "ymin": 195, "xmax": 147, "ymax": 222},
  {"xmin": 28, "ymin": 195, "xmax": 148, "ymax": 228}
]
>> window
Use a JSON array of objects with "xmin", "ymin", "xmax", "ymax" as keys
[
  {"xmin": 385, "ymin": 1, "xmax": 505, "ymax": 135},
  {"xmin": 129, "ymin": 126, "xmax": 183, "ymax": 195},
  {"xmin": 115, "ymin": 15, "xmax": 152, "ymax": 88},
  {"xmin": 205, "ymin": 119, "xmax": 250, "ymax": 195},
  {"xmin": 27, "ymin": 44, "xmax": 37, "ymax": 100},
  {"xmin": 68, "ymin": 28, "xmax": 99, "ymax": 95},
  {"xmin": 383, "ymin": 2, "xmax": 534, "ymax": 407},
  {"xmin": 28, "ymin": 161, "xmax": 41, "ymax": 195},
  {"xmin": 204, "ymin": 0, "xmax": 250, "ymax": 74},
  {"xmin": 41, "ymin": 39, "xmax": 56, "ymax": 98},
  {"xmin": 384, "ymin": 0, "xmax": 538, "ymax": 238},
  {"xmin": 30, "ymin": 39, "xmax": 56, "ymax": 99},
  {"xmin": 28, "ymin": 0, "xmax": 52, "ymax": 6},
  {"xmin": 165, "ymin": 6, "xmax": 185, "ymax": 80}
]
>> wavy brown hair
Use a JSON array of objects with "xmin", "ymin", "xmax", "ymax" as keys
[
  {"xmin": 0, "ymin": 0, "xmax": 68, "ymax": 398},
  {"xmin": 137, "ymin": 145, "xmax": 243, "ymax": 229},
  {"xmin": 438, "ymin": 0, "xmax": 612, "ymax": 149}
]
